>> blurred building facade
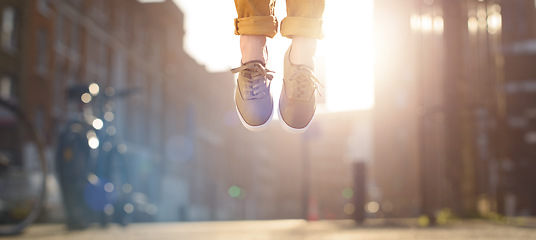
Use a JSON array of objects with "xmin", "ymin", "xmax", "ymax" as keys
[
  {"xmin": 0, "ymin": 0, "xmax": 368, "ymax": 223},
  {"xmin": 0, "ymin": 0, "xmax": 190, "ymax": 221},
  {"xmin": 501, "ymin": 0, "xmax": 536, "ymax": 216},
  {"xmin": 12, "ymin": 0, "xmax": 536, "ymax": 225},
  {"xmin": 373, "ymin": 0, "xmax": 422, "ymax": 218},
  {"xmin": 374, "ymin": 0, "xmax": 536, "ymax": 220}
]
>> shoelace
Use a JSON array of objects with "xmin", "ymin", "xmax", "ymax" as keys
[
  {"xmin": 231, "ymin": 62, "xmax": 274, "ymax": 100},
  {"xmin": 288, "ymin": 65, "xmax": 324, "ymax": 98}
]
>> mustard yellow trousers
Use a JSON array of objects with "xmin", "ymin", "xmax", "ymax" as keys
[{"xmin": 234, "ymin": 0, "xmax": 325, "ymax": 39}]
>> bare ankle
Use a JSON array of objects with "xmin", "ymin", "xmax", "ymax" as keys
[
  {"xmin": 240, "ymin": 35, "xmax": 267, "ymax": 64},
  {"xmin": 290, "ymin": 36, "xmax": 317, "ymax": 68}
]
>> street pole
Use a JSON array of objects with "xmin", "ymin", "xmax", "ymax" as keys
[
  {"xmin": 353, "ymin": 161, "xmax": 366, "ymax": 223},
  {"xmin": 302, "ymin": 135, "xmax": 309, "ymax": 220}
]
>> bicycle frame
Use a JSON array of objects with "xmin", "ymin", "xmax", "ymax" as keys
[
  {"xmin": 57, "ymin": 83, "xmax": 135, "ymax": 228},
  {"xmin": 0, "ymin": 99, "xmax": 47, "ymax": 235}
]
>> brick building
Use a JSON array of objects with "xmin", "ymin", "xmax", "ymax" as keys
[
  {"xmin": 500, "ymin": 0, "xmax": 536, "ymax": 216},
  {"xmin": 374, "ymin": 0, "xmax": 536, "ymax": 221},
  {"xmin": 0, "ymin": 0, "xmax": 192, "ymax": 221}
]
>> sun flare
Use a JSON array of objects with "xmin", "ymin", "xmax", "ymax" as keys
[{"xmin": 317, "ymin": 0, "xmax": 375, "ymax": 112}]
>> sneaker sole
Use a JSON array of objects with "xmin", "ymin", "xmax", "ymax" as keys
[
  {"xmin": 234, "ymin": 85, "xmax": 273, "ymax": 132},
  {"xmin": 277, "ymin": 105, "xmax": 312, "ymax": 134}
]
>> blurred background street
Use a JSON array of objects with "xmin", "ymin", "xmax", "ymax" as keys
[
  {"xmin": 1, "ymin": 0, "xmax": 536, "ymax": 237},
  {"xmin": 8, "ymin": 219, "xmax": 536, "ymax": 240}
]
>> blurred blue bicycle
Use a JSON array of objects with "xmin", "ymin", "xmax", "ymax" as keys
[
  {"xmin": 0, "ymin": 97, "xmax": 47, "ymax": 235},
  {"xmin": 57, "ymin": 83, "xmax": 136, "ymax": 229}
]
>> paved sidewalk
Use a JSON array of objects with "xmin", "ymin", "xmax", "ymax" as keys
[{"xmin": 4, "ymin": 219, "xmax": 536, "ymax": 240}]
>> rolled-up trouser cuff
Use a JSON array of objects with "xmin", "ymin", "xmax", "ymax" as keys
[
  {"xmin": 280, "ymin": 17, "xmax": 324, "ymax": 39},
  {"xmin": 234, "ymin": 16, "xmax": 278, "ymax": 38}
]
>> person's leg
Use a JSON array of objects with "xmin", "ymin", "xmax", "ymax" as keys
[
  {"xmin": 234, "ymin": 0, "xmax": 278, "ymax": 38},
  {"xmin": 289, "ymin": 36, "xmax": 316, "ymax": 69},
  {"xmin": 282, "ymin": 0, "xmax": 325, "ymax": 39},
  {"xmin": 235, "ymin": 0, "xmax": 277, "ymax": 63},
  {"xmin": 240, "ymin": 35, "xmax": 267, "ymax": 64},
  {"xmin": 282, "ymin": 0, "xmax": 324, "ymax": 67},
  {"xmin": 233, "ymin": 0, "xmax": 278, "ymax": 131},
  {"xmin": 278, "ymin": 0, "xmax": 325, "ymax": 133}
]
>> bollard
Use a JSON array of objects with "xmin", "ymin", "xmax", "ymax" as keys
[{"xmin": 353, "ymin": 161, "xmax": 366, "ymax": 223}]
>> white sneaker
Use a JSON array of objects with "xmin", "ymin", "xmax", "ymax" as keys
[
  {"xmin": 278, "ymin": 47, "xmax": 322, "ymax": 133},
  {"xmin": 231, "ymin": 61, "xmax": 274, "ymax": 131}
]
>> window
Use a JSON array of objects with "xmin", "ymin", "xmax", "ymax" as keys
[
  {"xmin": 1, "ymin": 6, "xmax": 17, "ymax": 53},
  {"xmin": 36, "ymin": 29, "xmax": 49, "ymax": 75},
  {"xmin": 130, "ymin": 68, "xmax": 146, "ymax": 142},
  {"xmin": 68, "ymin": 0, "xmax": 82, "ymax": 7},
  {"xmin": 34, "ymin": 106, "xmax": 45, "ymax": 135},
  {"xmin": 0, "ymin": 75, "xmax": 14, "ymax": 99},
  {"xmin": 150, "ymin": 32, "xmax": 161, "ymax": 66},
  {"xmin": 37, "ymin": 0, "xmax": 51, "ymax": 17},
  {"xmin": 150, "ymin": 78, "xmax": 162, "ymax": 148},
  {"xmin": 91, "ymin": 0, "xmax": 108, "ymax": 24},
  {"xmin": 85, "ymin": 35, "xmax": 95, "ymax": 81},
  {"xmin": 97, "ymin": 43, "xmax": 108, "ymax": 84},
  {"xmin": 70, "ymin": 22, "xmax": 80, "ymax": 57},
  {"xmin": 133, "ymin": 21, "xmax": 146, "ymax": 55},
  {"xmin": 53, "ymin": 63, "xmax": 64, "ymax": 116},
  {"xmin": 115, "ymin": 7, "xmax": 127, "ymax": 39},
  {"xmin": 55, "ymin": 14, "xmax": 64, "ymax": 49}
]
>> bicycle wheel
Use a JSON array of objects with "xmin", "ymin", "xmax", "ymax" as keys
[
  {"xmin": 0, "ymin": 99, "xmax": 47, "ymax": 235},
  {"xmin": 56, "ymin": 122, "xmax": 91, "ymax": 230},
  {"xmin": 99, "ymin": 147, "xmax": 132, "ymax": 227}
]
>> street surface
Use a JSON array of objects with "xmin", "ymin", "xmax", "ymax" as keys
[{"xmin": 5, "ymin": 219, "xmax": 536, "ymax": 240}]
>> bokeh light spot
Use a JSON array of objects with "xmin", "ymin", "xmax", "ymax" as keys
[
  {"xmin": 88, "ymin": 137, "xmax": 99, "ymax": 149},
  {"xmin": 104, "ymin": 111, "xmax": 114, "ymax": 122},
  {"xmin": 104, "ymin": 182, "xmax": 114, "ymax": 193},
  {"xmin": 92, "ymin": 118, "xmax": 104, "ymax": 130},
  {"xmin": 106, "ymin": 126, "xmax": 117, "ymax": 136},
  {"xmin": 81, "ymin": 93, "xmax": 92, "ymax": 103},
  {"xmin": 342, "ymin": 187, "xmax": 354, "ymax": 199},
  {"xmin": 344, "ymin": 203, "xmax": 355, "ymax": 215},
  {"xmin": 118, "ymin": 143, "xmax": 127, "ymax": 154},
  {"xmin": 124, "ymin": 203, "xmax": 134, "ymax": 214},
  {"xmin": 89, "ymin": 83, "xmax": 100, "ymax": 95},
  {"xmin": 87, "ymin": 173, "xmax": 99, "ymax": 185},
  {"xmin": 122, "ymin": 183, "xmax": 133, "ymax": 194},
  {"xmin": 366, "ymin": 201, "xmax": 380, "ymax": 213},
  {"xmin": 86, "ymin": 130, "xmax": 96, "ymax": 139},
  {"xmin": 228, "ymin": 185, "xmax": 241, "ymax": 198},
  {"xmin": 418, "ymin": 215, "xmax": 430, "ymax": 227}
]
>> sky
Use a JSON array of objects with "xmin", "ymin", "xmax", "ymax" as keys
[
  {"xmin": 172, "ymin": 0, "xmax": 239, "ymax": 72},
  {"xmin": 172, "ymin": 0, "xmax": 375, "ymax": 112}
]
